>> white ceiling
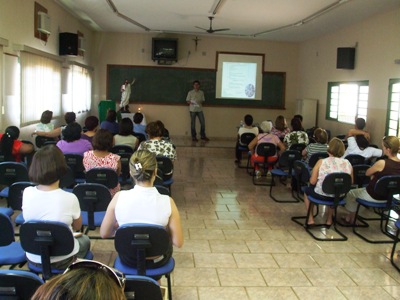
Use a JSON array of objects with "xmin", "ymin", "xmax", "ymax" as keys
[{"xmin": 55, "ymin": 0, "xmax": 400, "ymax": 42}]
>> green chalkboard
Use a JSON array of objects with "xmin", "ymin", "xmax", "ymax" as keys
[{"xmin": 107, "ymin": 65, "xmax": 285, "ymax": 108}]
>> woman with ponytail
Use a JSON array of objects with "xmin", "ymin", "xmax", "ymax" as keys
[
  {"xmin": 0, "ymin": 126, "xmax": 34, "ymax": 162},
  {"xmin": 100, "ymin": 150, "xmax": 183, "ymax": 268}
]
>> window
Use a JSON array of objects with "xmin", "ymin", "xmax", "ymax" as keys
[
  {"xmin": 20, "ymin": 51, "xmax": 61, "ymax": 126},
  {"xmin": 326, "ymin": 81, "xmax": 369, "ymax": 124},
  {"xmin": 69, "ymin": 64, "xmax": 92, "ymax": 113},
  {"xmin": 386, "ymin": 79, "xmax": 400, "ymax": 137}
]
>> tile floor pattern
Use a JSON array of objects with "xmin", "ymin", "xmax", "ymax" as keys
[{"xmin": 3, "ymin": 140, "xmax": 400, "ymax": 299}]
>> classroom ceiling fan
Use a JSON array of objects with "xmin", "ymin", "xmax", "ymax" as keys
[{"xmin": 195, "ymin": 16, "xmax": 230, "ymax": 34}]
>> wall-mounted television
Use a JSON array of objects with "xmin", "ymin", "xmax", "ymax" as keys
[{"xmin": 152, "ymin": 38, "xmax": 178, "ymax": 63}]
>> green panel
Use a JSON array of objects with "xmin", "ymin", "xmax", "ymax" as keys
[{"xmin": 107, "ymin": 65, "xmax": 285, "ymax": 108}]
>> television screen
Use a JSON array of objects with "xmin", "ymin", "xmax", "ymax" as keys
[{"xmin": 152, "ymin": 38, "xmax": 178, "ymax": 61}]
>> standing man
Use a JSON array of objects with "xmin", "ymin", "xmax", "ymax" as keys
[
  {"xmin": 186, "ymin": 80, "xmax": 209, "ymax": 142},
  {"xmin": 120, "ymin": 78, "xmax": 136, "ymax": 112}
]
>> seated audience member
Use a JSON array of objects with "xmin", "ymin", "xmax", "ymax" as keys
[
  {"xmin": 114, "ymin": 118, "xmax": 138, "ymax": 150},
  {"xmin": 271, "ymin": 115, "xmax": 290, "ymax": 140},
  {"xmin": 57, "ymin": 122, "xmax": 92, "ymax": 155},
  {"xmin": 0, "ymin": 126, "xmax": 34, "ymax": 162},
  {"xmin": 248, "ymin": 121, "xmax": 286, "ymax": 175},
  {"xmin": 22, "ymin": 145, "xmax": 90, "ymax": 269},
  {"xmin": 235, "ymin": 114, "xmax": 259, "ymax": 163},
  {"xmin": 284, "ymin": 117, "xmax": 309, "ymax": 148},
  {"xmin": 156, "ymin": 120, "xmax": 171, "ymax": 142},
  {"xmin": 133, "ymin": 112, "xmax": 147, "ymax": 139},
  {"xmin": 304, "ymin": 138, "xmax": 353, "ymax": 226},
  {"xmin": 83, "ymin": 129, "xmax": 121, "ymax": 197},
  {"xmin": 100, "ymin": 109, "xmax": 119, "ymax": 135},
  {"xmin": 343, "ymin": 136, "xmax": 400, "ymax": 224},
  {"xmin": 81, "ymin": 116, "xmax": 99, "ymax": 143},
  {"xmin": 293, "ymin": 114, "xmax": 305, "ymax": 131},
  {"xmin": 36, "ymin": 110, "xmax": 54, "ymax": 132},
  {"xmin": 31, "ymin": 260, "xmax": 125, "ymax": 300},
  {"xmin": 33, "ymin": 111, "xmax": 76, "ymax": 139},
  {"xmin": 302, "ymin": 128, "xmax": 329, "ymax": 164},
  {"xmin": 138, "ymin": 122, "xmax": 177, "ymax": 161},
  {"xmin": 100, "ymin": 150, "xmax": 183, "ymax": 269}
]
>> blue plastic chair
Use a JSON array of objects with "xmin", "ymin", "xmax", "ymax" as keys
[
  {"xmin": 125, "ymin": 275, "xmax": 163, "ymax": 300},
  {"xmin": 7, "ymin": 181, "xmax": 36, "ymax": 225},
  {"xmin": 156, "ymin": 156, "xmax": 174, "ymax": 194},
  {"xmin": 0, "ymin": 162, "xmax": 29, "ymax": 198},
  {"xmin": 0, "ymin": 269, "xmax": 43, "ymax": 299}
]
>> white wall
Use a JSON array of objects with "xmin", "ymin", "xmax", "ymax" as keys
[{"xmin": 298, "ymin": 6, "xmax": 400, "ymax": 145}]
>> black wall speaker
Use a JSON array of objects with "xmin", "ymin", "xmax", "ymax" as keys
[
  {"xmin": 59, "ymin": 32, "xmax": 78, "ymax": 56},
  {"xmin": 336, "ymin": 47, "xmax": 355, "ymax": 69}
]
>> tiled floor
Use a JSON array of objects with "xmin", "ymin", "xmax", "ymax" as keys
[{"xmin": 4, "ymin": 139, "xmax": 400, "ymax": 299}]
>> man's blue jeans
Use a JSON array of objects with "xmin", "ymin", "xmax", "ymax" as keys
[{"xmin": 190, "ymin": 111, "xmax": 206, "ymax": 138}]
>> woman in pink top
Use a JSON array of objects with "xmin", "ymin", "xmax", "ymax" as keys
[
  {"xmin": 248, "ymin": 121, "xmax": 286, "ymax": 172},
  {"xmin": 83, "ymin": 129, "xmax": 121, "ymax": 197},
  {"xmin": 304, "ymin": 138, "xmax": 353, "ymax": 226}
]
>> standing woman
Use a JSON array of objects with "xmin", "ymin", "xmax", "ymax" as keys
[
  {"xmin": 100, "ymin": 150, "xmax": 183, "ymax": 268},
  {"xmin": 22, "ymin": 145, "xmax": 90, "ymax": 269},
  {"xmin": 0, "ymin": 126, "xmax": 34, "ymax": 162}
]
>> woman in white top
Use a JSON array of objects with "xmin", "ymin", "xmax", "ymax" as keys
[
  {"xmin": 22, "ymin": 145, "xmax": 90, "ymax": 269},
  {"xmin": 100, "ymin": 150, "xmax": 183, "ymax": 268},
  {"xmin": 114, "ymin": 118, "xmax": 138, "ymax": 150}
]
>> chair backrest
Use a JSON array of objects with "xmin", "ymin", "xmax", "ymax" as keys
[
  {"xmin": 239, "ymin": 133, "xmax": 256, "ymax": 146},
  {"xmin": 278, "ymin": 150, "xmax": 302, "ymax": 172},
  {"xmin": 345, "ymin": 154, "xmax": 366, "ymax": 166},
  {"xmin": 20, "ymin": 221, "xmax": 75, "ymax": 280},
  {"xmin": 0, "ymin": 212, "xmax": 15, "ymax": 246},
  {"xmin": 59, "ymin": 166, "xmax": 76, "ymax": 189},
  {"xmin": 0, "ymin": 162, "xmax": 29, "ymax": 187},
  {"xmin": 73, "ymin": 183, "xmax": 112, "ymax": 230},
  {"xmin": 115, "ymin": 224, "xmax": 170, "ymax": 275},
  {"xmin": 293, "ymin": 160, "xmax": 310, "ymax": 185},
  {"xmin": 255, "ymin": 142, "xmax": 277, "ymax": 161},
  {"xmin": 133, "ymin": 133, "xmax": 146, "ymax": 144},
  {"xmin": 119, "ymin": 153, "xmax": 133, "ymax": 180},
  {"xmin": 155, "ymin": 185, "xmax": 170, "ymax": 196},
  {"xmin": 374, "ymin": 175, "xmax": 400, "ymax": 204},
  {"xmin": 289, "ymin": 143, "xmax": 307, "ymax": 153},
  {"xmin": 0, "ymin": 270, "xmax": 43, "ymax": 300},
  {"xmin": 111, "ymin": 145, "xmax": 134, "ymax": 155},
  {"xmin": 85, "ymin": 168, "xmax": 119, "ymax": 189},
  {"xmin": 156, "ymin": 156, "xmax": 173, "ymax": 180},
  {"xmin": 7, "ymin": 181, "xmax": 36, "ymax": 211},
  {"xmin": 35, "ymin": 136, "xmax": 56, "ymax": 148},
  {"xmin": 308, "ymin": 152, "xmax": 329, "ymax": 168},
  {"xmin": 64, "ymin": 154, "xmax": 85, "ymax": 179},
  {"xmin": 321, "ymin": 173, "xmax": 352, "ymax": 205},
  {"xmin": 352, "ymin": 164, "xmax": 371, "ymax": 188},
  {"xmin": 124, "ymin": 275, "xmax": 163, "ymax": 300},
  {"xmin": 0, "ymin": 152, "xmax": 15, "ymax": 163}
]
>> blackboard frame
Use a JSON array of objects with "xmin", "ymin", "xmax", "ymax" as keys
[{"xmin": 107, "ymin": 64, "xmax": 285, "ymax": 109}]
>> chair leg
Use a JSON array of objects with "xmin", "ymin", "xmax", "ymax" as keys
[
  {"xmin": 269, "ymin": 176, "xmax": 299, "ymax": 203},
  {"xmin": 166, "ymin": 273, "xmax": 172, "ymax": 300},
  {"xmin": 352, "ymin": 204, "xmax": 395, "ymax": 243},
  {"xmin": 390, "ymin": 229, "xmax": 400, "ymax": 271}
]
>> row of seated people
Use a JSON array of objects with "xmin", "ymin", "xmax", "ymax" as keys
[{"xmin": 1, "ymin": 145, "xmax": 183, "ymax": 295}]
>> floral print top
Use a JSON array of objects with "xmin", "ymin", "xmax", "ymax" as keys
[
  {"xmin": 315, "ymin": 157, "xmax": 352, "ymax": 196},
  {"xmin": 138, "ymin": 139, "xmax": 177, "ymax": 161},
  {"xmin": 283, "ymin": 131, "xmax": 309, "ymax": 148}
]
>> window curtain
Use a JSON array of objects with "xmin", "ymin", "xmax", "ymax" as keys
[
  {"xmin": 20, "ymin": 51, "xmax": 61, "ymax": 125},
  {"xmin": 70, "ymin": 64, "xmax": 92, "ymax": 113}
]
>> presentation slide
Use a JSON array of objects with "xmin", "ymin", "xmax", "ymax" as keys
[{"xmin": 216, "ymin": 52, "xmax": 264, "ymax": 100}]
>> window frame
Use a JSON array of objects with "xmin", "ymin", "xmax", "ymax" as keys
[
  {"xmin": 385, "ymin": 78, "xmax": 400, "ymax": 137},
  {"xmin": 325, "ymin": 80, "xmax": 369, "ymax": 124}
]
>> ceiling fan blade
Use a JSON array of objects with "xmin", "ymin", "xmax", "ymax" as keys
[
  {"xmin": 211, "ymin": 28, "xmax": 230, "ymax": 32},
  {"xmin": 195, "ymin": 26, "xmax": 208, "ymax": 31}
]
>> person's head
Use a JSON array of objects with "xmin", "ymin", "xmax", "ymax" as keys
[
  {"xmin": 259, "ymin": 121, "xmax": 272, "ymax": 134},
  {"xmin": 133, "ymin": 112, "xmax": 144, "ymax": 125},
  {"xmin": 355, "ymin": 117, "xmax": 366, "ymax": 130},
  {"xmin": 92, "ymin": 129, "xmax": 114, "ymax": 151},
  {"xmin": 64, "ymin": 112, "xmax": 76, "ymax": 124},
  {"xmin": 355, "ymin": 134, "xmax": 369, "ymax": 150},
  {"xmin": 40, "ymin": 110, "xmax": 53, "ymax": 124},
  {"xmin": 244, "ymin": 114, "xmax": 253, "ymax": 126},
  {"xmin": 274, "ymin": 115, "xmax": 287, "ymax": 131},
  {"xmin": 294, "ymin": 114, "xmax": 303, "ymax": 122},
  {"xmin": 85, "ymin": 116, "xmax": 99, "ymax": 131},
  {"xmin": 63, "ymin": 122, "xmax": 82, "ymax": 142},
  {"xmin": 119, "ymin": 118, "xmax": 133, "ymax": 136},
  {"xmin": 327, "ymin": 137, "xmax": 346, "ymax": 158},
  {"xmin": 129, "ymin": 150, "xmax": 157, "ymax": 183},
  {"xmin": 106, "ymin": 110, "xmax": 117, "ymax": 122},
  {"xmin": 193, "ymin": 80, "xmax": 200, "ymax": 90},
  {"xmin": 145, "ymin": 122, "xmax": 162, "ymax": 139},
  {"xmin": 313, "ymin": 128, "xmax": 328, "ymax": 144},
  {"xmin": 1, "ymin": 126, "xmax": 20, "ymax": 155},
  {"xmin": 291, "ymin": 117, "xmax": 303, "ymax": 131},
  {"xmin": 124, "ymin": 79, "xmax": 129, "ymax": 84},
  {"xmin": 29, "ymin": 145, "xmax": 68, "ymax": 185},
  {"xmin": 31, "ymin": 260, "xmax": 125, "ymax": 300},
  {"xmin": 382, "ymin": 136, "xmax": 400, "ymax": 156}
]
